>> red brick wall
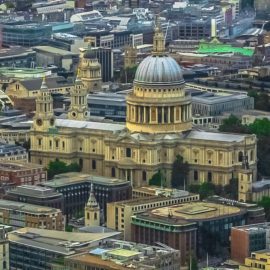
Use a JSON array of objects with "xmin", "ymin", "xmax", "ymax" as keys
[{"xmin": 231, "ymin": 228, "xmax": 249, "ymax": 263}]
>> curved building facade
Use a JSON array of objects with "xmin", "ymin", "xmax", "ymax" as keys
[{"xmin": 127, "ymin": 26, "xmax": 192, "ymax": 133}]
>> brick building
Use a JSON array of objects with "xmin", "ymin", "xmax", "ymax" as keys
[
  {"xmin": 0, "ymin": 199, "xmax": 64, "ymax": 230},
  {"xmin": 231, "ymin": 223, "xmax": 270, "ymax": 263},
  {"xmin": 0, "ymin": 161, "xmax": 47, "ymax": 187}
]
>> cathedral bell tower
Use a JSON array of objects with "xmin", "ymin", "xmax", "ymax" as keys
[
  {"xmin": 32, "ymin": 77, "xmax": 55, "ymax": 132},
  {"xmin": 238, "ymin": 149, "xmax": 253, "ymax": 202},
  {"xmin": 85, "ymin": 183, "xmax": 100, "ymax": 227},
  {"xmin": 68, "ymin": 72, "xmax": 90, "ymax": 121},
  {"xmin": 78, "ymin": 44, "xmax": 102, "ymax": 93}
]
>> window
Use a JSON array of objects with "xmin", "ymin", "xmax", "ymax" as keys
[
  {"xmin": 62, "ymin": 141, "xmax": 65, "ymax": 149},
  {"xmin": 194, "ymin": 171, "xmax": 198, "ymax": 181},
  {"xmin": 94, "ymin": 212, "xmax": 98, "ymax": 220},
  {"xmin": 207, "ymin": 172, "xmax": 212, "ymax": 182},
  {"xmin": 250, "ymin": 150, "xmax": 254, "ymax": 161},
  {"xmin": 111, "ymin": 167, "xmax": 116, "ymax": 177},
  {"xmin": 126, "ymin": 148, "xmax": 131, "ymax": 157},
  {"xmin": 87, "ymin": 212, "xmax": 89, "ymax": 220},
  {"xmin": 142, "ymin": 171, "xmax": 147, "ymax": 182},
  {"xmin": 55, "ymin": 140, "xmax": 59, "ymax": 148},
  {"xmin": 38, "ymin": 138, "xmax": 42, "ymax": 146},
  {"xmin": 79, "ymin": 158, "xmax": 83, "ymax": 169},
  {"xmin": 49, "ymin": 140, "xmax": 52, "ymax": 148},
  {"xmin": 92, "ymin": 160, "xmax": 96, "ymax": 170},
  {"xmin": 238, "ymin": 151, "xmax": 243, "ymax": 162}
]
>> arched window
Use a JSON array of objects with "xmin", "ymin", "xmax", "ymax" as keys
[
  {"xmin": 207, "ymin": 172, "xmax": 212, "ymax": 182},
  {"xmin": 142, "ymin": 171, "xmax": 147, "ymax": 182},
  {"xmin": 250, "ymin": 150, "xmax": 254, "ymax": 161},
  {"xmin": 92, "ymin": 160, "xmax": 96, "ymax": 170},
  {"xmin": 87, "ymin": 212, "xmax": 89, "ymax": 220},
  {"xmin": 94, "ymin": 212, "xmax": 98, "ymax": 220},
  {"xmin": 79, "ymin": 158, "xmax": 83, "ymax": 169},
  {"xmin": 111, "ymin": 167, "xmax": 116, "ymax": 177},
  {"xmin": 238, "ymin": 151, "xmax": 243, "ymax": 162},
  {"xmin": 194, "ymin": 171, "xmax": 198, "ymax": 181}
]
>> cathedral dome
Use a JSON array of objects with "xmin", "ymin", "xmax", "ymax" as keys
[{"xmin": 134, "ymin": 55, "xmax": 184, "ymax": 85}]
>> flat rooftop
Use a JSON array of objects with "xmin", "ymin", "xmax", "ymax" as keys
[
  {"xmin": 0, "ymin": 199, "xmax": 60, "ymax": 214},
  {"xmin": 7, "ymin": 185, "xmax": 60, "ymax": 199},
  {"xmin": 9, "ymin": 227, "xmax": 121, "ymax": 255},
  {"xmin": 135, "ymin": 202, "xmax": 246, "ymax": 226},
  {"xmin": 42, "ymin": 172, "xmax": 130, "ymax": 188},
  {"xmin": 33, "ymin": 46, "xmax": 78, "ymax": 56},
  {"xmin": 232, "ymin": 222, "xmax": 270, "ymax": 233},
  {"xmin": 0, "ymin": 161, "xmax": 44, "ymax": 171}
]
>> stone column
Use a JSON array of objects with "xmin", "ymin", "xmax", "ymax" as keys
[
  {"xmin": 168, "ymin": 107, "xmax": 171, "ymax": 123},
  {"xmin": 143, "ymin": 107, "xmax": 146, "ymax": 123},
  {"xmin": 162, "ymin": 107, "xmax": 164, "ymax": 123}
]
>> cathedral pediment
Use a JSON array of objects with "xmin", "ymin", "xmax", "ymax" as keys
[{"xmin": 116, "ymin": 133, "xmax": 139, "ymax": 144}]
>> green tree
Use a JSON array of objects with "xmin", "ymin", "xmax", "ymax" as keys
[
  {"xmin": 47, "ymin": 159, "xmax": 81, "ymax": 179},
  {"xmin": 219, "ymin": 114, "xmax": 249, "ymax": 133},
  {"xmin": 171, "ymin": 155, "xmax": 189, "ymax": 188},
  {"xmin": 249, "ymin": 118, "xmax": 270, "ymax": 136},
  {"xmin": 248, "ymin": 91, "xmax": 270, "ymax": 111},
  {"xmin": 119, "ymin": 66, "xmax": 138, "ymax": 83},
  {"xmin": 65, "ymin": 225, "xmax": 74, "ymax": 232},
  {"xmin": 189, "ymin": 256, "xmax": 198, "ymax": 270},
  {"xmin": 258, "ymin": 196, "xmax": 270, "ymax": 221},
  {"xmin": 223, "ymin": 178, "xmax": 238, "ymax": 200},
  {"xmin": 198, "ymin": 182, "xmax": 215, "ymax": 200},
  {"xmin": 149, "ymin": 170, "xmax": 164, "ymax": 186}
]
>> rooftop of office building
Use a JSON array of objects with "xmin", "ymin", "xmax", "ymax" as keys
[
  {"xmin": 9, "ymin": 227, "xmax": 121, "ymax": 256},
  {"xmin": 134, "ymin": 201, "xmax": 246, "ymax": 226},
  {"xmin": 43, "ymin": 172, "xmax": 130, "ymax": 188},
  {"xmin": 0, "ymin": 199, "xmax": 61, "ymax": 214},
  {"xmin": 65, "ymin": 239, "xmax": 179, "ymax": 269},
  {"xmin": 6, "ymin": 185, "xmax": 60, "ymax": 199}
]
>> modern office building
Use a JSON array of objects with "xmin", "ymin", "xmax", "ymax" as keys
[
  {"xmin": 41, "ymin": 172, "xmax": 132, "ymax": 220},
  {"xmin": 87, "ymin": 92, "xmax": 126, "ymax": 121},
  {"xmin": 9, "ymin": 227, "xmax": 121, "ymax": 270},
  {"xmin": 64, "ymin": 239, "xmax": 181, "ymax": 270},
  {"xmin": 0, "ymin": 47, "xmax": 36, "ymax": 68},
  {"xmin": 4, "ymin": 185, "xmax": 63, "ymax": 210},
  {"xmin": 107, "ymin": 191, "xmax": 199, "ymax": 241},
  {"xmin": 231, "ymin": 223, "xmax": 270, "ymax": 263},
  {"xmin": 0, "ymin": 199, "xmax": 64, "ymax": 230},
  {"xmin": 33, "ymin": 46, "xmax": 79, "ymax": 71},
  {"xmin": 0, "ymin": 162, "xmax": 46, "ymax": 187},
  {"xmin": 192, "ymin": 93, "xmax": 254, "ymax": 116},
  {"xmin": 131, "ymin": 201, "xmax": 247, "ymax": 265},
  {"xmin": 2, "ymin": 23, "xmax": 52, "ymax": 47}
]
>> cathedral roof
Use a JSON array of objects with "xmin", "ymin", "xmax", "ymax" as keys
[{"xmin": 134, "ymin": 55, "xmax": 184, "ymax": 85}]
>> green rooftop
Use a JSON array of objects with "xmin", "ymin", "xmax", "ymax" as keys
[
  {"xmin": 0, "ymin": 67, "xmax": 50, "ymax": 79},
  {"xmin": 197, "ymin": 38, "xmax": 254, "ymax": 57}
]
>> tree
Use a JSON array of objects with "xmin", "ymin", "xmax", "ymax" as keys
[
  {"xmin": 248, "ymin": 91, "xmax": 270, "ymax": 111},
  {"xmin": 189, "ymin": 256, "xmax": 198, "ymax": 270},
  {"xmin": 119, "ymin": 66, "xmax": 138, "ymax": 83},
  {"xmin": 223, "ymin": 178, "xmax": 238, "ymax": 200},
  {"xmin": 258, "ymin": 196, "xmax": 270, "ymax": 221},
  {"xmin": 249, "ymin": 118, "xmax": 270, "ymax": 137},
  {"xmin": 219, "ymin": 114, "xmax": 249, "ymax": 134},
  {"xmin": 47, "ymin": 159, "xmax": 81, "ymax": 179},
  {"xmin": 149, "ymin": 170, "xmax": 164, "ymax": 186},
  {"xmin": 171, "ymin": 155, "xmax": 189, "ymax": 188},
  {"xmin": 198, "ymin": 182, "xmax": 215, "ymax": 200}
]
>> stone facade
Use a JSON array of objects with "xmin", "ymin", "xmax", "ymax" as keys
[{"xmin": 30, "ymin": 26, "xmax": 257, "ymax": 188}]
